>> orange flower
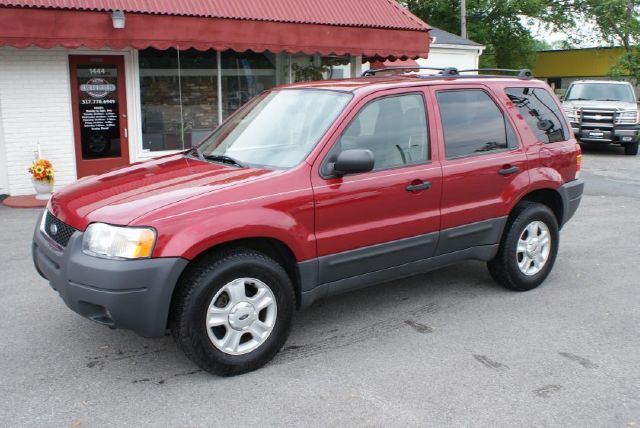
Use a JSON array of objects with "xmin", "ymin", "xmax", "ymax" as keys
[{"xmin": 29, "ymin": 158, "xmax": 55, "ymax": 184}]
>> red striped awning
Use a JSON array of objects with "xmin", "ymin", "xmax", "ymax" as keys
[{"xmin": 0, "ymin": 1, "xmax": 431, "ymax": 59}]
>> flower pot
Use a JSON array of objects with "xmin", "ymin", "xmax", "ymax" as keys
[{"xmin": 32, "ymin": 179, "xmax": 53, "ymax": 200}]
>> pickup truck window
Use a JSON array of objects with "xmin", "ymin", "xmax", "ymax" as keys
[
  {"xmin": 506, "ymin": 87, "xmax": 566, "ymax": 144},
  {"xmin": 330, "ymin": 93, "xmax": 429, "ymax": 172},
  {"xmin": 437, "ymin": 90, "xmax": 514, "ymax": 159},
  {"xmin": 197, "ymin": 89, "xmax": 352, "ymax": 169}
]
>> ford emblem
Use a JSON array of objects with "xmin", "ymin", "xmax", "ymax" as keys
[{"xmin": 50, "ymin": 224, "xmax": 58, "ymax": 235}]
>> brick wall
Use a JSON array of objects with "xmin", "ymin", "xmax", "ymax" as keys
[{"xmin": 0, "ymin": 47, "xmax": 76, "ymax": 196}]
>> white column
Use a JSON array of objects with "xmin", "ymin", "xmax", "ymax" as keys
[
  {"xmin": 350, "ymin": 56, "xmax": 363, "ymax": 78},
  {"xmin": 0, "ymin": 96, "xmax": 8, "ymax": 195},
  {"xmin": 217, "ymin": 51, "xmax": 223, "ymax": 125}
]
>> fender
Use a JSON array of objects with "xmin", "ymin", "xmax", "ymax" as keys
[
  {"xmin": 508, "ymin": 166, "xmax": 564, "ymax": 212},
  {"xmin": 146, "ymin": 206, "xmax": 316, "ymax": 261}
]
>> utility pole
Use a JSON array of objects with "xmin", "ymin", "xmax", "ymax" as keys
[{"xmin": 460, "ymin": 0, "xmax": 467, "ymax": 39}]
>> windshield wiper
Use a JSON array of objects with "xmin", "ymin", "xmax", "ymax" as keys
[
  {"xmin": 189, "ymin": 146, "xmax": 204, "ymax": 160},
  {"xmin": 203, "ymin": 154, "xmax": 246, "ymax": 168}
]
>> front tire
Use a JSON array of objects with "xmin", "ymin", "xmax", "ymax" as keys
[
  {"xmin": 171, "ymin": 249, "xmax": 294, "ymax": 376},
  {"xmin": 488, "ymin": 202, "xmax": 559, "ymax": 291},
  {"xmin": 624, "ymin": 141, "xmax": 639, "ymax": 155}
]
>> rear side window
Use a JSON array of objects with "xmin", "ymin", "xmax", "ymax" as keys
[
  {"xmin": 505, "ymin": 87, "xmax": 567, "ymax": 143},
  {"xmin": 436, "ymin": 90, "xmax": 516, "ymax": 159},
  {"xmin": 334, "ymin": 93, "xmax": 429, "ymax": 171}
]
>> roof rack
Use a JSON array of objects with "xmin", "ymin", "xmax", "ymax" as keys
[{"xmin": 361, "ymin": 66, "xmax": 533, "ymax": 79}]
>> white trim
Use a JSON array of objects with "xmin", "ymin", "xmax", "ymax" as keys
[
  {"xmin": 0, "ymin": 93, "xmax": 8, "ymax": 194},
  {"xmin": 217, "ymin": 50, "xmax": 223, "ymax": 125},
  {"xmin": 130, "ymin": 49, "xmax": 143, "ymax": 163},
  {"xmin": 431, "ymin": 43, "xmax": 485, "ymax": 51}
]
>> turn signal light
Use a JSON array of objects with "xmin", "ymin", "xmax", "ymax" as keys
[{"xmin": 575, "ymin": 144, "xmax": 582, "ymax": 179}]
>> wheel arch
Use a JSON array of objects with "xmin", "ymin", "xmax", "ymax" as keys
[
  {"xmin": 514, "ymin": 188, "xmax": 564, "ymax": 228},
  {"xmin": 168, "ymin": 237, "xmax": 304, "ymax": 329}
]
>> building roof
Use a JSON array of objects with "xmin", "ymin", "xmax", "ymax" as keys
[
  {"xmin": 430, "ymin": 27, "xmax": 482, "ymax": 47},
  {"xmin": 0, "ymin": 0, "xmax": 430, "ymax": 31}
]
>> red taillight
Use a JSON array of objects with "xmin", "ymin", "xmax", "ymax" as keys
[{"xmin": 575, "ymin": 144, "xmax": 582, "ymax": 178}]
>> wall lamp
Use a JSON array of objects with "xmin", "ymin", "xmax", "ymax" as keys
[{"xmin": 112, "ymin": 10, "xmax": 126, "ymax": 29}]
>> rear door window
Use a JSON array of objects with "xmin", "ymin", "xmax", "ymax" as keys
[
  {"xmin": 436, "ymin": 89, "xmax": 517, "ymax": 159},
  {"xmin": 505, "ymin": 87, "xmax": 567, "ymax": 143}
]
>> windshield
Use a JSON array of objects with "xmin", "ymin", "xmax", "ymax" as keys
[
  {"xmin": 565, "ymin": 83, "xmax": 636, "ymax": 103},
  {"xmin": 194, "ymin": 89, "xmax": 352, "ymax": 169}
]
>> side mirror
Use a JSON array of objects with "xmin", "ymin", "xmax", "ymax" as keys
[{"xmin": 330, "ymin": 149, "xmax": 374, "ymax": 177}]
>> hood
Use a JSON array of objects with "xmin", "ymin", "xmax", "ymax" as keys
[
  {"xmin": 50, "ymin": 154, "xmax": 273, "ymax": 230},
  {"xmin": 562, "ymin": 99, "xmax": 638, "ymax": 111}
]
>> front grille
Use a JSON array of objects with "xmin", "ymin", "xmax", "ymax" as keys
[
  {"xmin": 580, "ymin": 109, "xmax": 615, "ymax": 129},
  {"xmin": 43, "ymin": 211, "xmax": 77, "ymax": 248}
]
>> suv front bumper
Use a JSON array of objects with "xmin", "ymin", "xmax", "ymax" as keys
[{"xmin": 32, "ymin": 212, "xmax": 188, "ymax": 337}]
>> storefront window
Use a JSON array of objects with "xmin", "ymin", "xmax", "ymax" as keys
[
  {"xmin": 221, "ymin": 51, "xmax": 276, "ymax": 119},
  {"xmin": 139, "ymin": 48, "xmax": 219, "ymax": 152},
  {"xmin": 321, "ymin": 55, "xmax": 352, "ymax": 79}
]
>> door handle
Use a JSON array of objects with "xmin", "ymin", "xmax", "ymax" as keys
[
  {"xmin": 498, "ymin": 166, "xmax": 519, "ymax": 175},
  {"xmin": 406, "ymin": 181, "xmax": 432, "ymax": 192}
]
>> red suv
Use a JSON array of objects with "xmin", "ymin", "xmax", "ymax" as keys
[{"xmin": 33, "ymin": 69, "xmax": 584, "ymax": 376}]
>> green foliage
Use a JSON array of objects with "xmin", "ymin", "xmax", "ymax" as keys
[
  {"xmin": 572, "ymin": 0, "xmax": 640, "ymax": 49},
  {"xmin": 610, "ymin": 49, "xmax": 640, "ymax": 83},
  {"xmin": 404, "ymin": 0, "xmax": 570, "ymax": 69},
  {"xmin": 291, "ymin": 63, "xmax": 328, "ymax": 82}
]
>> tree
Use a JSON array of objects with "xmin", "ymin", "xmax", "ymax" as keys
[
  {"xmin": 403, "ymin": 0, "xmax": 573, "ymax": 69},
  {"xmin": 569, "ymin": 0, "xmax": 640, "ymax": 82}
]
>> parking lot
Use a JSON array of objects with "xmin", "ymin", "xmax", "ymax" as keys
[{"xmin": 1, "ymin": 146, "xmax": 639, "ymax": 427}]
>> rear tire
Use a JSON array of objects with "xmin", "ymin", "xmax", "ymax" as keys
[
  {"xmin": 171, "ymin": 249, "xmax": 294, "ymax": 376},
  {"xmin": 488, "ymin": 202, "xmax": 559, "ymax": 291},
  {"xmin": 624, "ymin": 141, "xmax": 639, "ymax": 155}
]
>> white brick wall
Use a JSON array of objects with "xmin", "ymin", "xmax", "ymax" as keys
[
  {"xmin": 0, "ymin": 47, "xmax": 76, "ymax": 196},
  {"xmin": 0, "ymin": 98, "xmax": 8, "ymax": 195}
]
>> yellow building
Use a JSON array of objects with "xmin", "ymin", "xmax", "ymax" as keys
[{"xmin": 534, "ymin": 47, "xmax": 629, "ymax": 94}]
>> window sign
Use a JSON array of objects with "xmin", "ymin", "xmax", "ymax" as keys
[{"xmin": 76, "ymin": 65, "xmax": 121, "ymax": 159}]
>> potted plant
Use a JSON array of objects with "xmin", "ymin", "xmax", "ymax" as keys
[{"xmin": 28, "ymin": 158, "xmax": 54, "ymax": 200}]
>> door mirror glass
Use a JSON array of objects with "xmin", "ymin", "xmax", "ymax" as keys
[{"xmin": 331, "ymin": 149, "xmax": 374, "ymax": 176}]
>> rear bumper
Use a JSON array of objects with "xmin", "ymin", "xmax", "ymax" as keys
[
  {"xmin": 558, "ymin": 178, "xmax": 584, "ymax": 227},
  {"xmin": 32, "ymin": 212, "xmax": 188, "ymax": 337}
]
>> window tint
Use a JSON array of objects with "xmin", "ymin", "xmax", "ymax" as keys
[
  {"xmin": 437, "ymin": 90, "xmax": 511, "ymax": 159},
  {"xmin": 332, "ymin": 93, "xmax": 429, "ymax": 172},
  {"xmin": 505, "ymin": 87, "xmax": 567, "ymax": 143}
]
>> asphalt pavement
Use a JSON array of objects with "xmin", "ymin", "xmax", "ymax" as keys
[{"xmin": 0, "ymin": 144, "xmax": 639, "ymax": 427}]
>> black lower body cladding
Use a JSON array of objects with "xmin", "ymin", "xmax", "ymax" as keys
[{"xmin": 558, "ymin": 178, "xmax": 584, "ymax": 227}]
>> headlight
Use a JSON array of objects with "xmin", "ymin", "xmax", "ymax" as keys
[
  {"xmin": 82, "ymin": 223, "xmax": 156, "ymax": 260},
  {"xmin": 615, "ymin": 109, "xmax": 640, "ymax": 125},
  {"xmin": 563, "ymin": 107, "xmax": 580, "ymax": 121}
]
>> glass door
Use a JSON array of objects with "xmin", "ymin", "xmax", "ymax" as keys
[{"xmin": 69, "ymin": 55, "xmax": 129, "ymax": 178}]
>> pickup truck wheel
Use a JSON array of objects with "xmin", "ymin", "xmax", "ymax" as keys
[
  {"xmin": 624, "ymin": 141, "xmax": 639, "ymax": 155},
  {"xmin": 171, "ymin": 249, "xmax": 294, "ymax": 376},
  {"xmin": 487, "ymin": 202, "xmax": 559, "ymax": 291}
]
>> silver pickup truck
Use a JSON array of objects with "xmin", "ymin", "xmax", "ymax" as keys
[{"xmin": 562, "ymin": 80, "xmax": 639, "ymax": 155}]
